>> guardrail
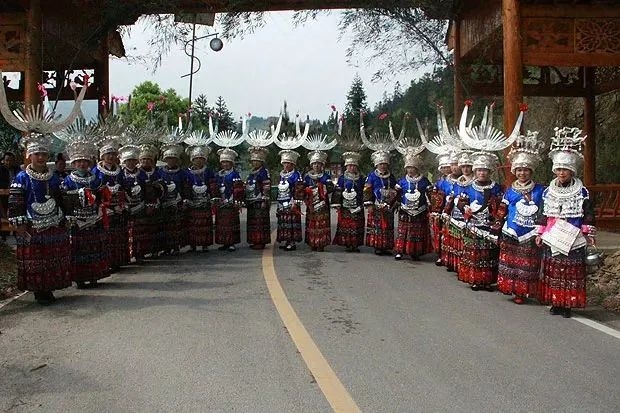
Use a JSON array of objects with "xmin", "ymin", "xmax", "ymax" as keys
[{"xmin": 589, "ymin": 184, "xmax": 620, "ymax": 231}]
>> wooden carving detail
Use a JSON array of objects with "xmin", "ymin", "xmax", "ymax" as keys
[
  {"xmin": 575, "ymin": 19, "xmax": 620, "ymax": 54},
  {"xmin": 523, "ymin": 18, "xmax": 573, "ymax": 53},
  {"xmin": 0, "ymin": 18, "xmax": 25, "ymax": 71}
]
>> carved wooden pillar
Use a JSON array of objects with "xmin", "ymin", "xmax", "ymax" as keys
[
  {"xmin": 583, "ymin": 67, "xmax": 596, "ymax": 186},
  {"xmin": 502, "ymin": 0, "xmax": 523, "ymax": 185},
  {"xmin": 24, "ymin": 0, "xmax": 42, "ymax": 109},
  {"xmin": 95, "ymin": 35, "xmax": 110, "ymax": 117},
  {"xmin": 453, "ymin": 19, "xmax": 464, "ymax": 124}
]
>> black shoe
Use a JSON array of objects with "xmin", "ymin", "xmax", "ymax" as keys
[
  {"xmin": 394, "ymin": 254, "xmax": 402, "ymax": 260},
  {"xmin": 279, "ymin": 244, "xmax": 288, "ymax": 250},
  {"xmin": 435, "ymin": 258, "xmax": 443, "ymax": 266},
  {"xmin": 228, "ymin": 245, "xmax": 236, "ymax": 252},
  {"xmin": 76, "ymin": 281, "xmax": 88, "ymax": 289},
  {"xmin": 34, "ymin": 291, "xmax": 56, "ymax": 306},
  {"xmin": 485, "ymin": 285, "xmax": 495, "ymax": 292},
  {"xmin": 446, "ymin": 265, "xmax": 455, "ymax": 272},
  {"xmin": 562, "ymin": 308, "xmax": 572, "ymax": 318},
  {"xmin": 88, "ymin": 280, "xmax": 99, "ymax": 288},
  {"xmin": 285, "ymin": 244, "xmax": 296, "ymax": 251},
  {"xmin": 550, "ymin": 306, "xmax": 562, "ymax": 315},
  {"xmin": 471, "ymin": 284, "xmax": 480, "ymax": 291}
]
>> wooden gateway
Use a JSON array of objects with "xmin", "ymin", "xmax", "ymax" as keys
[{"xmin": 1, "ymin": 0, "xmax": 619, "ymax": 228}]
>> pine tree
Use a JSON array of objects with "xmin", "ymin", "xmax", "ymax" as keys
[
  {"xmin": 192, "ymin": 94, "xmax": 212, "ymax": 130},
  {"xmin": 214, "ymin": 96, "xmax": 235, "ymax": 131},
  {"xmin": 344, "ymin": 74, "xmax": 368, "ymax": 130}
]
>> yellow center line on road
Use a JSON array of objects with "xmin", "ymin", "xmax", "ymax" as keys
[{"xmin": 262, "ymin": 238, "xmax": 362, "ymax": 413}]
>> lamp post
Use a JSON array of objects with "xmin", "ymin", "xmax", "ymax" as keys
[{"xmin": 182, "ymin": 25, "xmax": 224, "ymax": 118}]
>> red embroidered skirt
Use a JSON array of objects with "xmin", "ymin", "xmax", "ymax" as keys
[
  {"xmin": 539, "ymin": 246, "xmax": 587, "ymax": 308},
  {"xmin": 162, "ymin": 204, "xmax": 182, "ymax": 252},
  {"xmin": 16, "ymin": 225, "xmax": 71, "ymax": 292},
  {"xmin": 333, "ymin": 208, "xmax": 365, "ymax": 248},
  {"xmin": 394, "ymin": 211, "xmax": 430, "ymax": 257},
  {"xmin": 215, "ymin": 204, "xmax": 240, "ymax": 246},
  {"xmin": 107, "ymin": 213, "xmax": 129, "ymax": 267},
  {"xmin": 497, "ymin": 237, "xmax": 541, "ymax": 298},
  {"xmin": 188, "ymin": 205, "xmax": 213, "ymax": 248},
  {"xmin": 246, "ymin": 203, "xmax": 271, "ymax": 245},
  {"xmin": 460, "ymin": 228, "xmax": 499, "ymax": 286},
  {"xmin": 429, "ymin": 213, "xmax": 443, "ymax": 254},
  {"xmin": 276, "ymin": 208, "xmax": 302, "ymax": 243},
  {"xmin": 444, "ymin": 219, "xmax": 463, "ymax": 272},
  {"xmin": 365, "ymin": 207, "xmax": 394, "ymax": 250},
  {"xmin": 305, "ymin": 208, "xmax": 331, "ymax": 249},
  {"xmin": 69, "ymin": 222, "xmax": 110, "ymax": 283}
]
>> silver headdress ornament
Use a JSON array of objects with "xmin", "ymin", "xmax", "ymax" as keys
[
  {"xmin": 160, "ymin": 125, "xmax": 187, "ymax": 160},
  {"xmin": 56, "ymin": 118, "xmax": 99, "ymax": 164},
  {"xmin": 507, "ymin": 130, "xmax": 545, "ymax": 173},
  {"xmin": 118, "ymin": 144, "xmax": 141, "ymax": 163},
  {"xmin": 184, "ymin": 129, "xmax": 213, "ymax": 161},
  {"xmin": 96, "ymin": 115, "xmax": 126, "ymax": 157},
  {"xmin": 419, "ymin": 105, "xmax": 462, "ymax": 170},
  {"xmin": 134, "ymin": 122, "xmax": 166, "ymax": 161},
  {"xmin": 244, "ymin": 116, "xmax": 281, "ymax": 163},
  {"xmin": 213, "ymin": 129, "xmax": 244, "ymax": 149},
  {"xmin": 549, "ymin": 126, "xmax": 586, "ymax": 174},
  {"xmin": 471, "ymin": 151, "xmax": 500, "ymax": 171},
  {"xmin": 294, "ymin": 114, "xmax": 311, "ymax": 142},
  {"xmin": 393, "ymin": 116, "xmax": 425, "ymax": 170},
  {"xmin": 0, "ymin": 70, "xmax": 87, "ymax": 137},
  {"xmin": 342, "ymin": 151, "xmax": 361, "ymax": 167},
  {"xmin": 303, "ymin": 133, "xmax": 338, "ymax": 165},
  {"xmin": 360, "ymin": 110, "xmax": 394, "ymax": 166},
  {"xmin": 217, "ymin": 147, "xmax": 238, "ymax": 163},
  {"xmin": 458, "ymin": 102, "xmax": 524, "ymax": 152}
]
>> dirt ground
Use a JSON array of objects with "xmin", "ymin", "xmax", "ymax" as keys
[
  {"xmin": 588, "ymin": 250, "xmax": 620, "ymax": 312},
  {"xmin": 0, "ymin": 241, "xmax": 17, "ymax": 299}
]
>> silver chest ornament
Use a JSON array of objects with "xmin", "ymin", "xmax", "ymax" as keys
[
  {"xmin": 193, "ymin": 184, "xmax": 208, "ymax": 195},
  {"xmin": 107, "ymin": 183, "xmax": 120, "ymax": 194},
  {"xmin": 277, "ymin": 180, "xmax": 290, "ymax": 199},
  {"xmin": 514, "ymin": 199, "xmax": 538, "ymax": 227},
  {"xmin": 131, "ymin": 184, "xmax": 141, "ymax": 197},
  {"xmin": 246, "ymin": 182, "xmax": 257, "ymax": 200},
  {"xmin": 31, "ymin": 195, "xmax": 57, "ymax": 216},
  {"xmin": 167, "ymin": 182, "xmax": 176, "ymax": 193},
  {"xmin": 404, "ymin": 189, "xmax": 421, "ymax": 207},
  {"xmin": 342, "ymin": 189, "xmax": 357, "ymax": 209}
]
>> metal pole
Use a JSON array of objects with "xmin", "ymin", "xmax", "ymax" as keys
[{"xmin": 188, "ymin": 21, "xmax": 197, "ymax": 114}]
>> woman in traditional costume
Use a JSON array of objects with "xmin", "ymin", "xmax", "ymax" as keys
[
  {"xmin": 159, "ymin": 141, "xmax": 191, "ymax": 255},
  {"xmin": 332, "ymin": 151, "xmax": 365, "ymax": 252},
  {"xmin": 213, "ymin": 148, "xmax": 244, "ymax": 251},
  {"xmin": 457, "ymin": 102, "xmax": 524, "ymax": 291},
  {"xmin": 442, "ymin": 150, "xmax": 474, "ymax": 273},
  {"xmin": 364, "ymin": 151, "xmax": 398, "ymax": 255},
  {"xmin": 185, "ymin": 133, "xmax": 215, "ymax": 252},
  {"xmin": 139, "ymin": 143, "xmax": 165, "ymax": 258},
  {"xmin": 459, "ymin": 152, "xmax": 503, "ymax": 290},
  {"xmin": 393, "ymin": 146, "xmax": 431, "ymax": 260},
  {"xmin": 62, "ymin": 137, "xmax": 109, "ymax": 288},
  {"xmin": 118, "ymin": 144, "xmax": 149, "ymax": 263},
  {"xmin": 245, "ymin": 146, "xmax": 272, "ymax": 250},
  {"xmin": 496, "ymin": 131, "xmax": 546, "ymax": 304},
  {"xmin": 275, "ymin": 150, "xmax": 304, "ymax": 251},
  {"xmin": 93, "ymin": 136, "xmax": 128, "ymax": 270},
  {"xmin": 536, "ymin": 127, "xmax": 595, "ymax": 318},
  {"xmin": 9, "ymin": 135, "xmax": 71, "ymax": 304},
  {"xmin": 301, "ymin": 150, "xmax": 334, "ymax": 251}
]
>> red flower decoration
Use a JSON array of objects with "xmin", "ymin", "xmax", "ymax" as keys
[
  {"xmin": 147, "ymin": 102, "xmax": 155, "ymax": 112},
  {"xmin": 101, "ymin": 97, "xmax": 107, "ymax": 107},
  {"xmin": 83, "ymin": 74, "xmax": 90, "ymax": 85},
  {"xmin": 378, "ymin": 113, "xmax": 388, "ymax": 120},
  {"xmin": 464, "ymin": 99, "xmax": 473, "ymax": 107},
  {"xmin": 490, "ymin": 101, "xmax": 496, "ymax": 108},
  {"xmin": 247, "ymin": 112, "xmax": 252, "ymax": 117},
  {"xmin": 330, "ymin": 105, "xmax": 337, "ymax": 112},
  {"xmin": 36, "ymin": 83, "xmax": 47, "ymax": 98},
  {"xmin": 519, "ymin": 103, "xmax": 529, "ymax": 112}
]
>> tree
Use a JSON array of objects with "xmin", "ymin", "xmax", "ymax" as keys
[
  {"xmin": 192, "ymin": 94, "xmax": 212, "ymax": 130},
  {"xmin": 213, "ymin": 96, "xmax": 235, "ymax": 132},
  {"xmin": 121, "ymin": 81, "xmax": 189, "ymax": 128},
  {"xmin": 344, "ymin": 74, "xmax": 368, "ymax": 130}
]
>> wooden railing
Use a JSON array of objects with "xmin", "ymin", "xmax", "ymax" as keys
[{"xmin": 589, "ymin": 184, "xmax": 620, "ymax": 231}]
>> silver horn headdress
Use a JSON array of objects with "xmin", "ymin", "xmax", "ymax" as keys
[
  {"xmin": 184, "ymin": 129, "xmax": 213, "ymax": 161},
  {"xmin": 0, "ymin": 70, "xmax": 87, "ymax": 136},
  {"xmin": 55, "ymin": 118, "xmax": 99, "ymax": 164},
  {"xmin": 393, "ymin": 115, "xmax": 425, "ymax": 170},
  {"xmin": 360, "ymin": 110, "xmax": 394, "ymax": 166},
  {"xmin": 303, "ymin": 133, "xmax": 338, "ymax": 165},
  {"xmin": 548, "ymin": 126, "xmax": 586, "ymax": 174},
  {"xmin": 458, "ymin": 102, "xmax": 524, "ymax": 152}
]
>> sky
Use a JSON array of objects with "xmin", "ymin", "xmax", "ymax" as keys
[{"xmin": 109, "ymin": 11, "xmax": 419, "ymax": 122}]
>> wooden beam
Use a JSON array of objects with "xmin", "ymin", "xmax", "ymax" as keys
[
  {"xmin": 95, "ymin": 36, "xmax": 109, "ymax": 117},
  {"xmin": 502, "ymin": 0, "xmax": 522, "ymax": 185},
  {"xmin": 24, "ymin": 0, "xmax": 41, "ymax": 109},
  {"xmin": 521, "ymin": 4, "xmax": 620, "ymax": 19},
  {"xmin": 524, "ymin": 52, "xmax": 620, "ymax": 68},
  {"xmin": 583, "ymin": 67, "xmax": 596, "ymax": 186},
  {"xmin": 453, "ymin": 20, "xmax": 464, "ymax": 126}
]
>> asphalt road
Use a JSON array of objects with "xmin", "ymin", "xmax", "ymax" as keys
[{"xmin": 1, "ymin": 210, "xmax": 619, "ymax": 412}]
